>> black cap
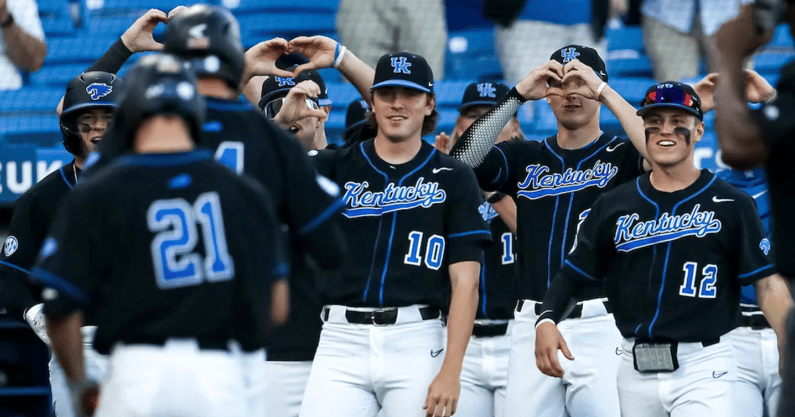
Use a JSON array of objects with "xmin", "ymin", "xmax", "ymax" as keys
[
  {"xmin": 637, "ymin": 81, "xmax": 703, "ymax": 120},
  {"xmin": 458, "ymin": 82, "xmax": 509, "ymax": 112},
  {"xmin": 345, "ymin": 98, "xmax": 369, "ymax": 133},
  {"xmin": 258, "ymin": 67, "xmax": 331, "ymax": 110},
  {"xmin": 371, "ymin": 52, "xmax": 434, "ymax": 93},
  {"xmin": 550, "ymin": 45, "xmax": 608, "ymax": 82}
]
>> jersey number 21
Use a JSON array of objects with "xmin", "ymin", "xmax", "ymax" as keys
[{"xmin": 147, "ymin": 192, "xmax": 235, "ymax": 289}]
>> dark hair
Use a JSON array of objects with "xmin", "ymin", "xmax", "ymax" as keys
[{"xmin": 366, "ymin": 92, "xmax": 438, "ymax": 137}]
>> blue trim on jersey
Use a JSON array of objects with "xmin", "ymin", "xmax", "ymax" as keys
[
  {"xmin": 738, "ymin": 264, "xmax": 775, "ymax": 279},
  {"xmin": 491, "ymin": 146, "xmax": 510, "ymax": 188},
  {"xmin": 115, "ymin": 151, "xmax": 212, "ymax": 167},
  {"xmin": 59, "ymin": 167, "xmax": 74, "ymax": 189},
  {"xmin": 378, "ymin": 148, "xmax": 438, "ymax": 306},
  {"xmin": 480, "ymin": 253, "xmax": 487, "ymax": 317},
  {"xmin": 648, "ymin": 175, "xmax": 717, "ymax": 339},
  {"xmin": 448, "ymin": 230, "xmax": 491, "ymax": 239},
  {"xmin": 635, "ymin": 178, "xmax": 659, "ymax": 337},
  {"xmin": 559, "ymin": 137, "xmax": 617, "ymax": 266},
  {"xmin": 543, "ymin": 141, "xmax": 565, "ymax": 288},
  {"xmin": 359, "ymin": 142, "xmax": 390, "ymax": 302},
  {"xmin": 297, "ymin": 198, "xmax": 346, "ymax": 236},
  {"xmin": 273, "ymin": 262, "xmax": 290, "ymax": 279},
  {"xmin": 0, "ymin": 260, "xmax": 30, "ymax": 275},
  {"xmin": 564, "ymin": 260, "xmax": 597, "ymax": 281},
  {"xmin": 30, "ymin": 268, "xmax": 87, "ymax": 303},
  {"xmin": 205, "ymin": 97, "xmax": 255, "ymax": 112}
]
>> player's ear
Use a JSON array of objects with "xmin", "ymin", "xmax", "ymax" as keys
[
  {"xmin": 694, "ymin": 120, "xmax": 705, "ymax": 143},
  {"xmin": 425, "ymin": 93, "xmax": 435, "ymax": 116}
]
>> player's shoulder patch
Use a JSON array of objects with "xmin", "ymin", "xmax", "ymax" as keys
[
  {"xmin": 760, "ymin": 238, "xmax": 771, "ymax": 256},
  {"xmin": 4, "ymin": 236, "xmax": 18, "ymax": 257}
]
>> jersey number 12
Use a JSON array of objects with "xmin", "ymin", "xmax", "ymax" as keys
[
  {"xmin": 147, "ymin": 192, "xmax": 235, "ymax": 289},
  {"xmin": 679, "ymin": 262, "xmax": 717, "ymax": 298}
]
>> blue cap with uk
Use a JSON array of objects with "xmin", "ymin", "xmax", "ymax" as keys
[
  {"xmin": 371, "ymin": 52, "xmax": 434, "ymax": 93},
  {"xmin": 637, "ymin": 81, "xmax": 703, "ymax": 120}
]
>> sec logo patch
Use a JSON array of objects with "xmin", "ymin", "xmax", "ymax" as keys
[{"xmin": 4, "ymin": 236, "xmax": 18, "ymax": 257}]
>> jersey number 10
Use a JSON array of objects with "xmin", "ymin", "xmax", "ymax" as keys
[{"xmin": 147, "ymin": 192, "xmax": 235, "ymax": 289}]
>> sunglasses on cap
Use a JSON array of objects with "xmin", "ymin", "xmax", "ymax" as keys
[
  {"xmin": 641, "ymin": 87, "xmax": 700, "ymax": 111},
  {"xmin": 263, "ymin": 96, "xmax": 320, "ymax": 119}
]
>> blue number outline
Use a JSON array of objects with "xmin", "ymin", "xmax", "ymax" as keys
[
  {"xmin": 679, "ymin": 262, "xmax": 698, "ymax": 297},
  {"xmin": 214, "ymin": 141, "xmax": 244, "ymax": 174},
  {"xmin": 195, "ymin": 192, "xmax": 235, "ymax": 282},
  {"xmin": 425, "ymin": 235, "xmax": 445, "ymax": 270},
  {"xmin": 404, "ymin": 231, "xmax": 423, "ymax": 266},
  {"xmin": 699, "ymin": 264, "xmax": 718, "ymax": 298},
  {"xmin": 147, "ymin": 199, "xmax": 202, "ymax": 289},
  {"xmin": 501, "ymin": 232, "xmax": 515, "ymax": 264}
]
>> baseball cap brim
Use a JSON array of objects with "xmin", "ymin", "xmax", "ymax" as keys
[
  {"xmin": 61, "ymin": 101, "xmax": 117, "ymax": 118},
  {"xmin": 636, "ymin": 103, "xmax": 702, "ymax": 120},
  {"xmin": 458, "ymin": 100, "xmax": 500, "ymax": 112},
  {"xmin": 371, "ymin": 79, "xmax": 431, "ymax": 93},
  {"xmin": 318, "ymin": 98, "xmax": 332, "ymax": 107}
]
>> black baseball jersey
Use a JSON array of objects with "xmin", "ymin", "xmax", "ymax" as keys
[
  {"xmin": 552, "ymin": 170, "xmax": 774, "ymax": 342},
  {"xmin": 472, "ymin": 133, "xmax": 644, "ymax": 302},
  {"xmin": 752, "ymin": 61, "xmax": 795, "ymax": 279},
  {"xmin": 0, "ymin": 162, "xmax": 79, "ymax": 314},
  {"xmin": 33, "ymin": 151, "xmax": 288, "ymax": 353},
  {"xmin": 477, "ymin": 198, "xmax": 516, "ymax": 319},
  {"xmin": 311, "ymin": 140, "xmax": 491, "ymax": 309}
]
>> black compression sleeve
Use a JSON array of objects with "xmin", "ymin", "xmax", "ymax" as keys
[
  {"xmin": 537, "ymin": 271, "xmax": 583, "ymax": 325},
  {"xmin": 86, "ymin": 38, "xmax": 134, "ymax": 74},
  {"xmin": 449, "ymin": 87, "xmax": 525, "ymax": 168}
]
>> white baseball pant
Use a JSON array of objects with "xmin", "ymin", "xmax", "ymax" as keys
[
  {"xmin": 299, "ymin": 305, "xmax": 446, "ymax": 417},
  {"xmin": 455, "ymin": 320, "xmax": 511, "ymax": 417},
  {"xmin": 617, "ymin": 337, "xmax": 736, "ymax": 417},
  {"xmin": 504, "ymin": 299, "xmax": 622, "ymax": 417},
  {"xmin": 725, "ymin": 324, "xmax": 781, "ymax": 417},
  {"xmin": 264, "ymin": 360, "xmax": 313, "ymax": 417},
  {"xmin": 95, "ymin": 339, "xmax": 262, "ymax": 417}
]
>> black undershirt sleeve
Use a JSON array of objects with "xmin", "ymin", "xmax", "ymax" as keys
[
  {"xmin": 537, "ymin": 270, "xmax": 585, "ymax": 324},
  {"xmin": 85, "ymin": 38, "xmax": 134, "ymax": 74}
]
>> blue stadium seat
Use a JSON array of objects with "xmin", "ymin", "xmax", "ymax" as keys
[
  {"xmin": 236, "ymin": 12, "xmax": 336, "ymax": 41},
  {"xmin": 38, "ymin": 0, "xmax": 76, "ymax": 37},
  {"xmin": 0, "ymin": 116, "xmax": 61, "ymax": 147},
  {"xmin": 43, "ymin": 37, "xmax": 117, "ymax": 65},
  {"xmin": 30, "ymin": 63, "xmax": 94, "ymax": 87},
  {"xmin": 86, "ymin": 0, "xmax": 191, "ymax": 17},
  {"xmin": 434, "ymin": 80, "xmax": 473, "ymax": 108},
  {"xmin": 754, "ymin": 52, "xmax": 795, "ymax": 75},
  {"xmin": 229, "ymin": 0, "xmax": 338, "ymax": 14},
  {"xmin": 606, "ymin": 26, "xmax": 644, "ymax": 51},
  {"xmin": 446, "ymin": 29, "xmax": 503, "ymax": 80},
  {"xmin": 768, "ymin": 24, "xmax": 794, "ymax": 49},
  {"xmin": 0, "ymin": 88, "xmax": 62, "ymax": 114},
  {"xmin": 609, "ymin": 77, "xmax": 657, "ymax": 106},
  {"xmin": 326, "ymin": 82, "xmax": 361, "ymax": 110},
  {"xmin": 606, "ymin": 26, "xmax": 654, "ymax": 78}
]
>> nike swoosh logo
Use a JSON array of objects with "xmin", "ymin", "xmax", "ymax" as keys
[
  {"xmin": 615, "ymin": 347, "xmax": 623, "ymax": 355},
  {"xmin": 432, "ymin": 167, "xmax": 453, "ymax": 174},
  {"xmin": 606, "ymin": 143, "xmax": 625, "ymax": 152},
  {"xmin": 431, "ymin": 348, "xmax": 444, "ymax": 358},
  {"xmin": 752, "ymin": 190, "xmax": 768, "ymax": 200},
  {"xmin": 712, "ymin": 196, "xmax": 734, "ymax": 203},
  {"xmin": 712, "ymin": 371, "xmax": 728, "ymax": 378}
]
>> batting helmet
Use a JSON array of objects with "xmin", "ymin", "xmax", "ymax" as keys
[
  {"xmin": 112, "ymin": 54, "xmax": 205, "ymax": 152},
  {"xmin": 60, "ymin": 71, "xmax": 121, "ymax": 155},
  {"xmin": 163, "ymin": 4, "xmax": 245, "ymax": 89}
]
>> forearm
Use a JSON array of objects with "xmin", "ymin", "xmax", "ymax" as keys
[
  {"xmin": 489, "ymin": 193, "xmax": 517, "ymax": 233},
  {"xmin": 599, "ymin": 85, "xmax": 649, "ymax": 160},
  {"xmin": 2, "ymin": 25, "xmax": 46, "ymax": 71},
  {"xmin": 86, "ymin": 38, "xmax": 133, "ymax": 74},
  {"xmin": 444, "ymin": 261, "xmax": 479, "ymax": 373},
  {"xmin": 755, "ymin": 274, "xmax": 794, "ymax": 338},
  {"xmin": 337, "ymin": 50, "xmax": 375, "ymax": 103},
  {"xmin": 450, "ymin": 88, "xmax": 524, "ymax": 168},
  {"xmin": 243, "ymin": 75, "xmax": 267, "ymax": 107},
  {"xmin": 537, "ymin": 271, "xmax": 582, "ymax": 325},
  {"xmin": 46, "ymin": 311, "xmax": 85, "ymax": 382}
]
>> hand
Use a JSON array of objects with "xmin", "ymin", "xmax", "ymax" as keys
[
  {"xmin": 560, "ymin": 59, "xmax": 606, "ymax": 101},
  {"xmin": 423, "ymin": 367, "xmax": 460, "ymax": 416},
  {"xmin": 535, "ymin": 321, "xmax": 574, "ymax": 378},
  {"xmin": 515, "ymin": 60, "xmax": 564, "ymax": 101},
  {"xmin": 23, "ymin": 304, "xmax": 50, "ymax": 345},
  {"xmin": 167, "ymin": 5, "xmax": 188, "ymax": 19},
  {"xmin": 714, "ymin": 4, "xmax": 773, "ymax": 60},
  {"xmin": 434, "ymin": 132, "xmax": 452, "ymax": 154},
  {"xmin": 745, "ymin": 69, "xmax": 776, "ymax": 103},
  {"xmin": 273, "ymin": 80, "xmax": 328, "ymax": 125},
  {"xmin": 241, "ymin": 38, "xmax": 295, "ymax": 86},
  {"xmin": 609, "ymin": 0, "xmax": 628, "ymax": 18},
  {"xmin": 120, "ymin": 9, "xmax": 168, "ymax": 53},
  {"xmin": 69, "ymin": 379, "xmax": 100, "ymax": 417},
  {"xmin": 0, "ymin": 0, "xmax": 8, "ymax": 23},
  {"xmin": 288, "ymin": 35, "xmax": 338, "ymax": 75},
  {"xmin": 693, "ymin": 73, "xmax": 719, "ymax": 113}
]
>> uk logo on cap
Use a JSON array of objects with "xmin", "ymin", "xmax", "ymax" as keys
[
  {"xmin": 561, "ymin": 47, "xmax": 580, "ymax": 63},
  {"xmin": 275, "ymin": 77, "xmax": 296, "ymax": 87},
  {"xmin": 391, "ymin": 57, "xmax": 412, "ymax": 74},
  {"xmin": 477, "ymin": 83, "xmax": 496, "ymax": 98},
  {"xmin": 86, "ymin": 83, "xmax": 112, "ymax": 100}
]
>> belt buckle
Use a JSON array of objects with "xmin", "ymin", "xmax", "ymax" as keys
[{"xmin": 371, "ymin": 308, "xmax": 391, "ymax": 326}]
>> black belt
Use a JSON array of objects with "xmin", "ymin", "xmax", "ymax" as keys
[
  {"xmin": 516, "ymin": 299, "xmax": 612, "ymax": 318},
  {"xmin": 322, "ymin": 306, "xmax": 441, "ymax": 325},
  {"xmin": 472, "ymin": 322, "xmax": 509, "ymax": 338},
  {"xmin": 635, "ymin": 338, "xmax": 720, "ymax": 348},
  {"xmin": 123, "ymin": 336, "xmax": 232, "ymax": 351},
  {"xmin": 742, "ymin": 314, "xmax": 771, "ymax": 330}
]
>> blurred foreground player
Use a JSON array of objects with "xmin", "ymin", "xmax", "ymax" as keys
[
  {"xmin": 36, "ymin": 53, "xmax": 290, "ymax": 417},
  {"xmin": 711, "ymin": 4, "xmax": 795, "ymax": 416},
  {"xmin": 299, "ymin": 52, "xmax": 490, "ymax": 417},
  {"xmin": 536, "ymin": 81, "xmax": 791, "ymax": 417},
  {"xmin": 0, "ymin": 70, "xmax": 120, "ymax": 417}
]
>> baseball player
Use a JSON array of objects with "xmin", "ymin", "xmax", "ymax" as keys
[
  {"xmin": 343, "ymin": 98, "xmax": 377, "ymax": 147},
  {"xmin": 298, "ymin": 51, "xmax": 491, "ymax": 417},
  {"xmin": 36, "ymin": 53, "xmax": 290, "ymax": 417},
  {"xmin": 535, "ymin": 81, "xmax": 792, "ymax": 417},
  {"xmin": 449, "ymin": 45, "xmax": 648, "ymax": 417},
  {"xmin": 0, "ymin": 70, "xmax": 121, "ymax": 417},
  {"xmin": 433, "ymin": 81, "xmax": 520, "ymax": 417}
]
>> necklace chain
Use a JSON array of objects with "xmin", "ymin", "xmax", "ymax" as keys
[{"xmin": 73, "ymin": 164, "xmax": 78, "ymax": 184}]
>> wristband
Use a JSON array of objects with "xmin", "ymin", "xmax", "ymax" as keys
[
  {"xmin": 333, "ymin": 44, "xmax": 347, "ymax": 69},
  {"xmin": 1, "ymin": 13, "xmax": 14, "ymax": 29},
  {"xmin": 486, "ymin": 192, "xmax": 506, "ymax": 204},
  {"xmin": 595, "ymin": 82, "xmax": 607, "ymax": 101}
]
